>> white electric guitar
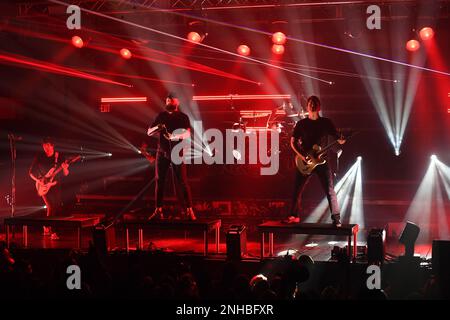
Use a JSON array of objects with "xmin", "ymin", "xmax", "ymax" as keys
[{"xmin": 35, "ymin": 155, "xmax": 81, "ymax": 196}]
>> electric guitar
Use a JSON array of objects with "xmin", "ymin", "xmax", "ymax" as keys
[
  {"xmin": 147, "ymin": 123, "xmax": 167, "ymax": 137},
  {"xmin": 294, "ymin": 132, "xmax": 355, "ymax": 176},
  {"xmin": 139, "ymin": 143, "xmax": 155, "ymax": 163},
  {"xmin": 35, "ymin": 155, "xmax": 81, "ymax": 196}
]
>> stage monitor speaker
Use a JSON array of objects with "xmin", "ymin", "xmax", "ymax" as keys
[
  {"xmin": 367, "ymin": 228, "xmax": 386, "ymax": 264},
  {"xmin": 92, "ymin": 223, "xmax": 116, "ymax": 255},
  {"xmin": 399, "ymin": 221, "xmax": 420, "ymax": 257},
  {"xmin": 226, "ymin": 225, "xmax": 247, "ymax": 260}
]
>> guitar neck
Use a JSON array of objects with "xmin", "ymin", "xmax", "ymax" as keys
[
  {"xmin": 48, "ymin": 156, "xmax": 80, "ymax": 179},
  {"xmin": 49, "ymin": 164, "xmax": 64, "ymax": 179},
  {"xmin": 317, "ymin": 140, "xmax": 339, "ymax": 155},
  {"xmin": 317, "ymin": 132, "xmax": 353, "ymax": 156}
]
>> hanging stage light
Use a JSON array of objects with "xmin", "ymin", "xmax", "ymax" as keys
[
  {"xmin": 272, "ymin": 44, "xmax": 285, "ymax": 55},
  {"xmin": 419, "ymin": 27, "xmax": 434, "ymax": 41},
  {"xmin": 120, "ymin": 48, "xmax": 132, "ymax": 59},
  {"xmin": 187, "ymin": 20, "xmax": 207, "ymax": 44},
  {"xmin": 272, "ymin": 32, "xmax": 286, "ymax": 45},
  {"xmin": 406, "ymin": 39, "xmax": 420, "ymax": 52},
  {"xmin": 71, "ymin": 35, "xmax": 84, "ymax": 48},
  {"xmin": 187, "ymin": 31, "xmax": 202, "ymax": 43},
  {"xmin": 237, "ymin": 45, "xmax": 251, "ymax": 56}
]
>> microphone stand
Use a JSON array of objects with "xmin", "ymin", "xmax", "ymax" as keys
[
  {"xmin": 8, "ymin": 134, "xmax": 18, "ymax": 218},
  {"xmin": 336, "ymin": 149, "xmax": 343, "ymax": 182}
]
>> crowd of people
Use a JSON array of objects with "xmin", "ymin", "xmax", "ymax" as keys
[{"xmin": 0, "ymin": 240, "xmax": 445, "ymax": 300}]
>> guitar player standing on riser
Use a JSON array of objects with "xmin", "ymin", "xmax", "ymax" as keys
[
  {"xmin": 146, "ymin": 93, "xmax": 196, "ymax": 221},
  {"xmin": 29, "ymin": 137, "xmax": 69, "ymax": 240},
  {"xmin": 285, "ymin": 95, "xmax": 346, "ymax": 227}
]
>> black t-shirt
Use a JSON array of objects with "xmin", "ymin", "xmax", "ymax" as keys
[
  {"xmin": 292, "ymin": 117, "xmax": 339, "ymax": 153},
  {"xmin": 151, "ymin": 110, "xmax": 191, "ymax": 156},
  {"xmin": 30, "ymin": 152, "xmax": 66, "ymax": 181}
]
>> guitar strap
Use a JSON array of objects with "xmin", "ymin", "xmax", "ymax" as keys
[{"xmin": 54, "ymin": 151, "xmax": 59, "ymax": 167}]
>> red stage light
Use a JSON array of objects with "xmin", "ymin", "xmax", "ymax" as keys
[
  {"xmin": 193, "ymin": 94, "xmax": 291, "ymax": 101},
  {"xmin": 406, "ymin": 40, "xmax": 420, "ymax": 52},
  {"xmin": 71, "ymin": 36, "xmax": 84, "ymax": 48},
  {"xmin": 237, "ymin": 45, "xmax": 250, "ymax": 56},
  {"xmin": 120, "ymin": 48, "xmax": 132, "ymax": 59},
  {"xmin": 101, "ymin": 97, "xmax": 147, "ymax": 103},
  {"xmin": 272, "ymin": 32, "xmax": 286, "ymax": 45},
  {"xmin": 419, "ymin": 27, "xmax": 434, "ymax": 41},
  {"xmin": 187, "ymin": 31, "xmax": 202, "ymax": 43},
  {"xmin": 272, "ymin": 44, "xmax": 285, "ymax": 55}
]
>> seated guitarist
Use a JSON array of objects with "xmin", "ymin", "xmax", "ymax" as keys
[
  {"xmin": 29, "ymin": 137, "xmax": 69, "ymax": 239},
  {"xmin": 286, "ymin": 96, "xmax": 346, "ymax": 226}
]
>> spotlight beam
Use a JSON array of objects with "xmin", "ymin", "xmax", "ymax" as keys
[
  {"xmin": 305, "ymin": 160, "xmax": 359, "ymax": 223},
  {"xmin": 397, "ymin": 47, "xmax": 429, "ymax": 154},
  {"xmin": 165, "ymin": 51, "xmax": 397, "ymax": 82},
  {"xmin": 435, "ymin": 160, "xmax": 450, "ymax": 200},
  {"xmin": 434, "ymin": 174, "xmax": 449, "ymax": 239},
  {"xmin": 0, "ymin": 51, "xmax": 131, "ymax": 87},
  {"xmin": 405, "ymin": 161, "xmax": 437, "ymax": 240},
  {"xmin": 334, "ymin": 164, "xmax": 359, "ymax": 222},
  {"xmin": 346, "ymin": 17, "xmax": 397, "ymax": 154},
  {"xmin": 110, "ymin": 177, "xmax": 156, "ymax": 225},
  {"xmin": 30, "ymin": 89, "xmax": 140, "ymax": 152},
  {"xmin": 88, "ymin": 43, "xmax": 259, "ymax": 84},
  {"xmin": 21, "ymin": 96, "xmax": 136, "ymax": 151},
  {"xmin": 350, "ymin": 159, "xmax": 364, "ymax": 228},
  {"xmin": 75, "ymin": 67, "xmax": 194, "ymax": 86}
]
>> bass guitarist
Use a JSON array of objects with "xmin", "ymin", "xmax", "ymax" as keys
[
  {"xmin": 29, "ymin": 137, "xmax": 69, "ymax": 239},
  {"xmin": 285, "ymin": 96, "xmax": 346, "ymax": 227}
]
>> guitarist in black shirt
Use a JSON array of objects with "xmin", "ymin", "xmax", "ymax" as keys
[
  {"xmin": 29, "ymin": 137, "xmax": 69, "ymax": 239},
  {"xmin": 286, "ymin": 96, "xmax": 346, "ymax": 227}
]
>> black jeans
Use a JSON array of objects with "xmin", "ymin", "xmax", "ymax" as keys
[
  {"xmin": 289, "ymin": 163, "xmax": 340, "ymax": 219},
  {"xmin": 155, "ymin": 155, "xmax": 192, "ymax": 208},
  {"xmin": 42, "ymin": 185, "xmax": 62, "ymax": 217}
]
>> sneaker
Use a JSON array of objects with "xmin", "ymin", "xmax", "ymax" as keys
[
  {"xmin": 185, "ymin": 207, "xmax": 197, "ymax": 221},
  {"xmin": 43, "ymin": 226, "xmax": 52, "ymax": 236},
  {"xmin": 148, "ymin": 208, "xmax": 164, "ymax": 221},
  {"xmin": 50, "ymin": 233, "xmax": 60, "ymax": 240},
  {"xmin": 282, "ymin": 216, "xmax": 300, "ymax": 224}
]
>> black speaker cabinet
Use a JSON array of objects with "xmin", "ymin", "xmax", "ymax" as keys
[
  {"xmin": 433, "ymin": 240, "xmax": 450, "ymax": 298},
  {"xmin": 367, "ymin": 228, "xmax": 386, "ymax": 264},
  {"xmin": 399, "ymin": 222, "xmax": 420, "ymax": 244},
  {"xmin": 432, "ymin": 240, "xmax": 450, "ymax": 278},
  {"xmin": 92, "ymin": 223, "xmax": 116, "ymax": 255},
  {"xmin": 399, "ymin": 221, "xmax": 420, "ymax": 257},
  {"xmin": 226, "ymin": 225, "xmax": 247, "ymax": 260}
]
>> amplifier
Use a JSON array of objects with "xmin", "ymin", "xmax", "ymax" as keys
[
  {"xmin": 226, "ymin": 225, "xmax": 247, "ymax": 260},
  {"xmin": 92, "ymin": 222, "xmax": 116, "ymax": 255}
]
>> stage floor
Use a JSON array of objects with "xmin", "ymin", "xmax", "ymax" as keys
[{"xmin": 0, "ymin": 224, "xmax": 433, "ymax": 262}]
